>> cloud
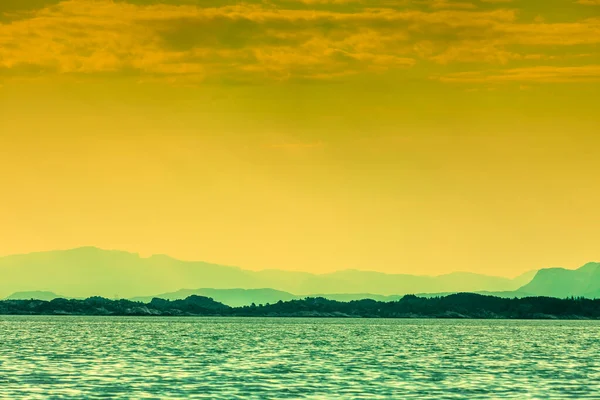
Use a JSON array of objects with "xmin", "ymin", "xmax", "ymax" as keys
[
  {"xmin": 0, "ymin": 0, "xmax": 599, "ymax": 84},
  {"xmin": 0, "ymin": 1, "xmax": 424, "ymax": 83},
  {"xmin": 434, "ymin": 65, "xmax": 600, "ymax": 82},
  {"xmin": 426, "ymin": 0, "xmax": 478, "ymax": 9}
]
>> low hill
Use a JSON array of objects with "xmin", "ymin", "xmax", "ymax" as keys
[
  {"xmin": 131, "ymin": 288, "xmax": 403, "ymax": 306},
  {"xmin": 5, "ymin": 291, "xmax": 64, "ymax": 301},
  {"xmin": 518, "ymin": 262, "xmax": 600, "ymax": 298},
  {"xmin": 132, "ymin": 288, "xmax": 537, "ymax": 307},
  {"xmin": 131, "ymin": 288, "xmax": 298, "ymax": 307}
]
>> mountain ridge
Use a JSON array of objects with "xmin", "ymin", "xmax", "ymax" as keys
[
  {"xmin": 518, "ymin": 262, "xmax": 600, "ymax": 298},
  {"xmin": 2, "ymin": 247, "xmax": 590, "ymax": 299}
]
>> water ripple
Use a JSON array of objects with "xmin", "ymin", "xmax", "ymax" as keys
[{"xmin": 0, "ymin": 317, "xmax": 599, "ymax": 398}]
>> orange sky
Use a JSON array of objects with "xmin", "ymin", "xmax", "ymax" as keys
[{"xmin": 1, "ymin": 0, "xmax": 599, "ymax": 276}]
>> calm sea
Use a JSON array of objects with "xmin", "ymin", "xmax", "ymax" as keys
[{"xmin": 0, "ymin": 317, "xmax": 599, "ymax": 399}]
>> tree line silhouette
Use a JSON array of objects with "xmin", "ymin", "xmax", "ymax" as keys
[{"xmin": 1, "ymin": 293, "xmax": 599, "ymax": 319}]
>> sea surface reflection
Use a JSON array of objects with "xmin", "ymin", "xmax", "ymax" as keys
[{"xmin": 1, "ymin": 317, "xmax": 599, "ymax": 398}]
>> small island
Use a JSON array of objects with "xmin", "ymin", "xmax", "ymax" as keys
[{"xmin": 1, "ymin": 293, "xmax": 599, "ymax": 319}]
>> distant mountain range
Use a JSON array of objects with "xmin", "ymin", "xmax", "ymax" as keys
[
  {"xmin": 518, "ymin": 262, "xmax": 600, "ymax": 298},
  {"xmin": 0, "ymin": 247, "xmax": 597, "ymax": 303},
  {"xmin": 7, "ymin": 288, "xmax": 535, "ymax": 307},
  {"xmin": 0, "ymin": 247, "xmax": 535, "ymax": 299}
]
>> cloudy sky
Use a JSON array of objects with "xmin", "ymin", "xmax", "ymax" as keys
[{"xmin": 1, "ymin": 0, "xmax": 599, "ymax": 276}]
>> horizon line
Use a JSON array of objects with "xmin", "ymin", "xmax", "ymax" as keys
[{"xmin": 1, "ymin": 245, "xmax": 590, "ymax": 279}]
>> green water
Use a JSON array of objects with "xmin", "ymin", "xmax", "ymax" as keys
[{"xmin": 0, "ymin": 317, "xmax": 599, "ymax": 398}]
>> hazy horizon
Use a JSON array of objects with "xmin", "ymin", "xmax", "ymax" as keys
[
  {"xmin": 0, "ymin": 245, "xmax": 593, "ymax": 279},
  {"xmin": 2, "ymin": 0, "xmax": 600, "ymax": 277}
]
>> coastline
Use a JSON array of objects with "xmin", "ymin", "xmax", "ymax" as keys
[{"xmin": 1, "ymin": 293, "xmax": 599, "ymax": 320}]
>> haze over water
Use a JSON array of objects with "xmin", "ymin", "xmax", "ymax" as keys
[{"xmin": 1, "ymin": 317, "xmax": 599, "ymax": 399}]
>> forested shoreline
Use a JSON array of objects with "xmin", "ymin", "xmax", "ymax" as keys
[{"xmin": 1, "ymin": 293, "xmax": 600, "ymax": 319}]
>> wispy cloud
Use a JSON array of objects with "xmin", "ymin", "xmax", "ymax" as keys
[
  {"xmin": 0, "ymin": 0, "xmax": 599, "ymax": 84},
  {"xmin": 434, "ymin": 65, "xmax": 600, "ymax": 82}
]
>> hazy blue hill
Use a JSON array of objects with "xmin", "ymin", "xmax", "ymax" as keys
[
  {"xmin": 292, "ymin": 270, "xmax": 531, "ymax": 296},
  {"xmin": 314, "ymin": 293, "xmax": 403, "ymax": 302},
  {"xmin": 5, "ymin": 291, "xmax": 63, "ymax": 301},
  {"xmin": 512, "ymin": 269, "xmax": 539, "ymax": 287},
  {"xmin": 415, "ymin": 290, "xmax": 534, "ymax": 299},
  {"xmin": 517, "ymin": 262, "xmax": 600, "ymax": 298},
  {"xmin": 134, "ymin": 287, "xmax": 539, "ymax": 307},
  {"xmin": 133, "ymin": 289, "xmax": 406, "ymax": 306},
  {"xmin": 0, "ymin": 247, "xmax": 260, "ymax": 299},
  {"xmin": 251, "ymin": 270, "xmax": 316, "ymax": 294},
  {"xmin": 132, "ymin": 288, "xmax": 299, "ymax": 307},
  {"xmin": 0, "ymin": 247, "xmax": 539, "ymax": 299}
]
